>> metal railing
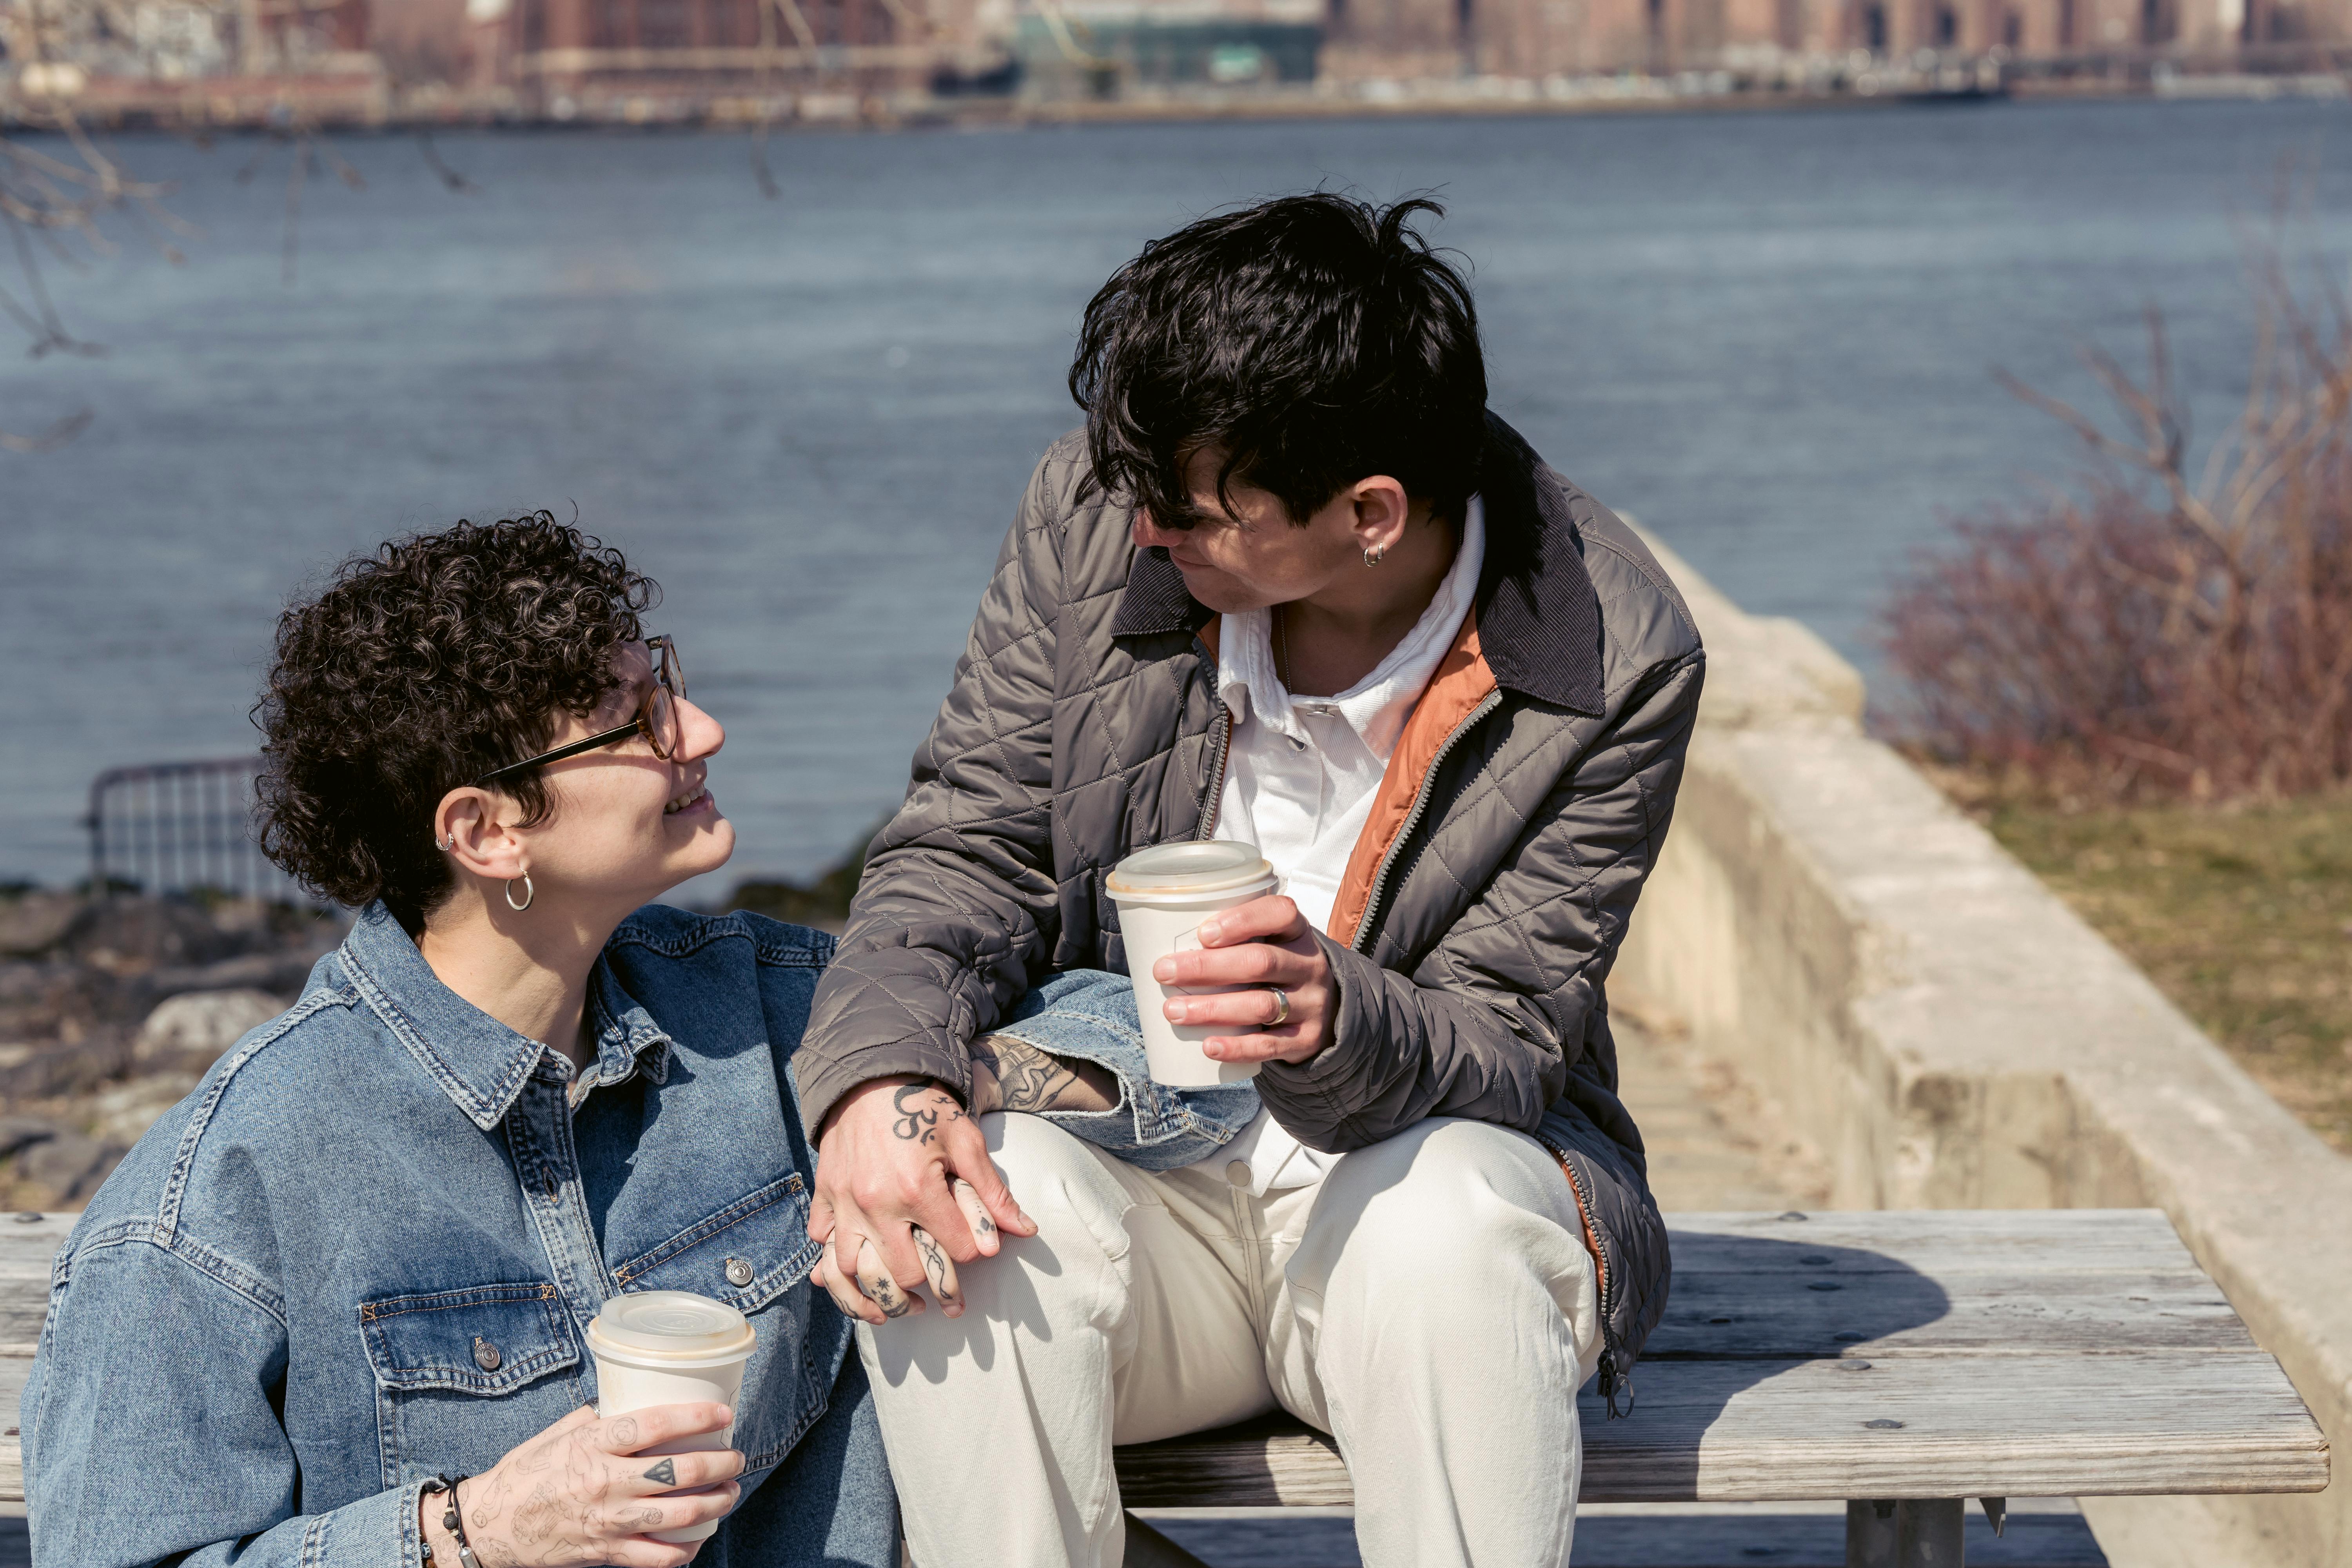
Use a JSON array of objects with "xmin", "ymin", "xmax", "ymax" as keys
[{"xmin": 82, "ymin": 758, "xmax": 302, "ymax": 902}]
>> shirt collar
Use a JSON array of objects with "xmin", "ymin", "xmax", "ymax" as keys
[
  {"xmin": 1109, "ymin": 414, "xmax": 1606, "ymax": 717},
  {"xmin": 339, "ymin": 902, "xmax": 673, "ymax": 1131},
  {"xmin": 1216, "ymin": 499, "xmax": 1487, "ymax": 756}
]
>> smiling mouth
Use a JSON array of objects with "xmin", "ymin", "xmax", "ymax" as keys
[{"xmin": 664, "ymin": 783, "xmax": 712, "ymax": 817}]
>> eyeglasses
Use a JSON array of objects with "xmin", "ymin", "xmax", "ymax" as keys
[{"xmin": 474, "ymin": 637, "xmax": 686, "ymax": 786}]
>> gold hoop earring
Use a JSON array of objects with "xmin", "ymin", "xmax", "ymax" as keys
[
  {"xmin": 1364, "ymin": 544, "xmax": 1387, "ymax": 567},
  {"xmin": 505, "ymin": 875, "xmax": 535, "ymax": 913}
]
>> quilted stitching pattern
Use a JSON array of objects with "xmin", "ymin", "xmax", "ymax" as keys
[{"xmin": 798, "ymin": 431, "xmax": 1703, "ymax": 1366}]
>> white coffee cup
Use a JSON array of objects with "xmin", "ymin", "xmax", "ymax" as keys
[
  {"xmin": 587, "ymin": 1290, "xmax": 758, "ymax": 1544},
  {"xmin": 1107, "ymin": 840, "xmax": 1281, "ymax": 1087}
]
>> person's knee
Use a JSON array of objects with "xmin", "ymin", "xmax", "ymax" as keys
[{"xmin": 1293, "ymin": 1120, "xmax": 1570, "ymax": 1297}]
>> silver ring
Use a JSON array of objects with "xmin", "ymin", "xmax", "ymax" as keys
[{"xmin": 1265, "ymin": 987, "xmax": 1290, "ymax": 1027}]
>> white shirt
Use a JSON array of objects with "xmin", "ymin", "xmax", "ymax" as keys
[{"xmin": 1189, "ymin": 500, "xmax": 1487, "ymax": 1195}]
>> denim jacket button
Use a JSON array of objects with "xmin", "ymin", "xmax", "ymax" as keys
[
  {"xmin": 473, "ymin": 1337, "xmax": 501, "ymax": 1372},
  {"xmin": 724, "ymin": 1257, "xmax": 754, "ymax": 1288},
  {"xmin": 1224, "ymin": 1160, "xmax": 1252, "ymax": 1188}
]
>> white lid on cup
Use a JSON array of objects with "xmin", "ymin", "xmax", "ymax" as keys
[
  {"xmin": 587, "ymin": 1291, "xmax": 756, "ymax": 1366},
  {"xmin": 1106, "ymin": 840, "xmax": 1275, "ymax": 899}
]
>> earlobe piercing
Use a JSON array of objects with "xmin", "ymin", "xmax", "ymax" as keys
[
  {"xmin": 1364, "ymin": 544, "xmax": 1387, "ymax": 567},
  {"xmin": 505, "ymin": 875, "xmax": 535, "ymax": 913}
]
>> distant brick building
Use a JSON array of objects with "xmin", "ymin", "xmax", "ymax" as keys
[
  {"xmin": 481, "ymin": 0, "xmax": 986, "ymax": 102},
  {"xmin": 1325, "ymin": 0, "xmax": 2339, "ymax": 75}
]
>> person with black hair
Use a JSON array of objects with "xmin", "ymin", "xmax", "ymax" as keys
[
  {"xmin": 795, "ymin": 195, "xmax": 1705, "ymax": 1567},
  {"xmin": 24, "ymin": 517, "xmax": 901, "ymax": 1568}
]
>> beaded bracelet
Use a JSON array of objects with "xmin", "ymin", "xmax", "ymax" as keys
[{"xmin": 418, "ymin": 1473, "xmax": 483, "ymax": 1568}]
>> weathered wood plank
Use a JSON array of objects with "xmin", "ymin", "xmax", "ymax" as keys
[
  {"xmin": 1645, "ymin": 1270, "xmax": 2253, "ymax": 1359},
  {"xmin": 0, "ymin": 1217, "xmax": 69, "ymax": 1354},
  {"xmin": 1, "ymin": 1210, "xmax": 2319, "ymax": 1517},
  {"xmin": 0, "ymin": 1354, "xmax": 26, "ymax": 1503},
  {"xmin": 1111, "ymin": 1351, "xmax": 2330, "ymax": 1508},
  {"xmin": 1666, "ymin": 1211, "xmax": 2197, "ymax": 1277}
]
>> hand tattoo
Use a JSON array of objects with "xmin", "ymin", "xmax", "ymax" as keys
[
  {"xmin": 891, "ymin": 1083, "xmax": 964, "ymax": 1145},
  {"xmin": 858, "ymin": 1267, "xmax": 915, "ymax": 1318},
  {"xmin": 605, "ymin": 1416, "xmax": 640, "ymax": 1450},
  {"xmin": 642, "ymin": 1457, "xmax": 676, "ymax": 1487},
  {"xmin": 513, "ymin": 1479, "xmax": 565, "ymax": 1545},
  {"xmin": 915, "ymin": 1228, "xmax": 953, "ymax": 1301},
  {"xmin": 615, "ymin": 1505, "xmax": 669, "ymax": 1531}
]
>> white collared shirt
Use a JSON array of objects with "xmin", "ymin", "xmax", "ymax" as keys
[{"xmin": 1190, "ymin": 499, "xmax": 1487, "ymax": 1195}]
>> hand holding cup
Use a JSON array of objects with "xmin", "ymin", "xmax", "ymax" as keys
[
  {"xmin": 430, "ymin": 1402, "xmax": 743, "ymax": 1568},
  {"xmin": 1148, "ymin": 892, "xmax": 1335, "ymax": 1067}
]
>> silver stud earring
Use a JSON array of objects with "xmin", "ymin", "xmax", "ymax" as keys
[
  {"xmin": 1364, "ymin": 544, "xmax": 1387, "ymax": 567},
  {"xmin": 505, "ymin": 875, "xmax": 535, "ymax": 913}
]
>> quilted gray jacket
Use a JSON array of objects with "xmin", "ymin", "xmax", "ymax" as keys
[{"xmin": 799, "ymin": 416, "xmax": 1704, "ymax": 1398}]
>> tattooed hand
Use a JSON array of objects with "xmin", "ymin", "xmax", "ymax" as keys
[
  {"xmin": 424, "ymin": 1403, "xmax": 743, "ymax": 1567},
  {"xmin": 890, "ymin": 1082, "xmax": 962, "ymax": 1145},
  {"xmin": 809, "ymin": 1075, "xmax": 1034, "ymax": 1328}
]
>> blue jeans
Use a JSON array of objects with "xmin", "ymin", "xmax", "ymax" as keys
[{"xmin": 989, "ymin": 969, "xmax": 1262, "ymax": 1171}]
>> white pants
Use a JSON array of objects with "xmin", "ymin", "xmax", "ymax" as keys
[{"xmin": 857, "ymin": 1113, "xmax": 1604, "ymax": 1568}]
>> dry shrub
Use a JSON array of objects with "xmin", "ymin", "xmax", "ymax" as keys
[{"xmin": 1884, "ymin": 267, "xmax": 2352, "ymax": 802}]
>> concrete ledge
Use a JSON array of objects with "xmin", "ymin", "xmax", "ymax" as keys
[{"xmin": 1614, "ymin": 533, "xmax": 2347, "ymax": 1568}]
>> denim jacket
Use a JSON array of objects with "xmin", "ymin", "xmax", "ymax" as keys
[
  {"xmin": 987, "ymin": 969, "xmax": 1259, "ymax": 1172},
  {"xmin": 24, "ymin": 902, "xmax": 896, "ymax": 1568}
]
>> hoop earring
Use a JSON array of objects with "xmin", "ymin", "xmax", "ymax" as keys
[
  {"xmin": 436, "ymin": 833, "xmax": 455, "ymax": 852},
  {"xmin": 1364, "ymin": 544, "xmax": 1387, "ymax": 567},
  {"xmin": 505, "ymin": 875, "xmax": 535, "ymax": 913}
]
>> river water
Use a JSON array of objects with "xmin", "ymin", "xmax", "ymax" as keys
[{"xmin": 6, "ymin": 98, "xmax": 2350, "ymax": 897}]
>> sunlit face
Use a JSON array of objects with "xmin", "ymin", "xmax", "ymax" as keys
[
  {"xmin": 506, "ymin": 641, "xmax": 733, "ymax": 909},
  {"xmin": 1129, "ymin": 448, "xmax": 1370, "ymax": 614}
]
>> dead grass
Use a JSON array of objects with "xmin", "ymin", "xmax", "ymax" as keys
[{"xmin": 1939, "ymin": 779, "xmax": 2352, "ymax": 1153}]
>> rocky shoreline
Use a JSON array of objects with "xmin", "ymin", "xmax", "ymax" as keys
[{"xmin": 0, "ymin": 891, "xmax": 346, "ymax": 1209}]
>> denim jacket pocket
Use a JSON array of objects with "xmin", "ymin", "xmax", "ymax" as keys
[
  {"xmin": 360, "ymin": 1281, "xmax": 586, "ymax": 1489},
  {"xmin": 607, "ymin": 1174, "xmax": 826, "ymax": 1472}
]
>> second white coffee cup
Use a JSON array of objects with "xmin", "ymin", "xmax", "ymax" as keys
[
  {"xmin": 1107, "ymin": 840, "xmax": 1281, "ymax": 1087},
  {"xmin": 587, "ymin": 1290, "xmax": 758, "ymax": 1545}
]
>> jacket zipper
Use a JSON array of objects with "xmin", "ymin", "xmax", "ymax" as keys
[
  {"xmin": 1194, "ymin": 641, "xmax": 1234, "ymax": 840},
  {"xmin": 1547, "ymin": 1139, "xmax": 1632, "ymax": 1419},
  {"xmin": 1348, "ymin": 689, "xmax": 1635, "ymax": 1417},
  {"xmin": 1347, "ymin": 690, "xmax": 1503, "ymax": 953}
]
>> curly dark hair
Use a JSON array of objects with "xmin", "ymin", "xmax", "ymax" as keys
[
  {"xmin": 1069, "ymin": 193, "xmax": 1487, "ymax": 529},
  {"xmin": 254, "ymin": 514, "xmax": 659, "ymax": 929}
]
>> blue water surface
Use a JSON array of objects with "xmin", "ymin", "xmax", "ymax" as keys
[{"xmin": 5, "ymin": 98, "xmax": 2349, "ymax": 894}]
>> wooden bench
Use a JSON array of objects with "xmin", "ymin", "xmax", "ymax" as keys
[
  {"xmin": 0, "ymin": 1209, "xmax": 2329, "ymax": 1567},
  {"xmin": 1111, "ymin": 1210, "xmax": 2331, "ymax": 1568}
]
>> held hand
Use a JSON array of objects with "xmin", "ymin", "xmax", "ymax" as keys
[
  {"xmin": 433, "ymin": 1402, "xmax": 743, "ymax": 1568},
  {"xmin": 1151, "ymin": 893, "xmax": 1335, "ymax": 1067},
  {"xmin": 807, "ymin": 1078, "xmax": 1034, "ymax": 1328}
]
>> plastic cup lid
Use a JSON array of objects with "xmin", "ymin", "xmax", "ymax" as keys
[
  {"xmin": 589, "ymin": 1291, "xmax": 755, "ymax": 1361},
  {"xmin": 1106, "ymin": 840, "xmax": 1276, "ymax": 898}
]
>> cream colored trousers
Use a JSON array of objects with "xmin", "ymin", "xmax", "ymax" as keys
[{"xmin": 857, "ymin": 1112, "xmax": 1603, "ymax": 1568}]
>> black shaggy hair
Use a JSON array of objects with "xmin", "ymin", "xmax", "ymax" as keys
[
  {"xmin": 1069, "ymin": 193, "xmax": 1488, "ymax": 529},
  {"xmin": 253, "ymin": 514, "xmax": 658, "ymax": 931}
]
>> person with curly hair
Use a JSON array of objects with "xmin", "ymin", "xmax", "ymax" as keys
[{"xmin": 22, "ymin": 515, "xmax": 907, "ymax": 1568}]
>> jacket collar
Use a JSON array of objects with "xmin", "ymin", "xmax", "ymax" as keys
[
  {"xmin": 1109, "ymin": 414, "xmax": 1605, "ymax": 716},
  {"xmin": 339, "ymin": 902, "xmax": 672, "ymax": 1131}
]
